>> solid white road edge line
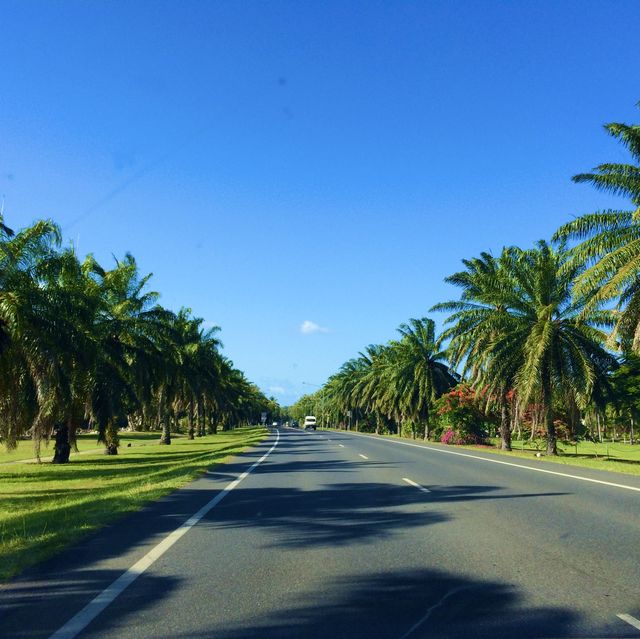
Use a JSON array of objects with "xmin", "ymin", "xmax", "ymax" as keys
[
  {"xmin": 359, "ymin": 454, "xmax": 369, "ymax": 460},
  {"xmin": 48, "ymin": 429, "xmax": 281, "ymax": 639},
  {"xmin": 345, "ymin": 431, "xmax": 640, "ymax": 493},
  {"xmin": 402, "ymin": 477, "xmax": 431, "ymax": 493},
  {"xmin": 617, "ymin": 613, "xmax": 640, "ymax": 631}
]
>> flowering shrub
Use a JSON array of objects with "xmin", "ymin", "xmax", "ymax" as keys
[
  {"xmin": 440, "ymin": 428, "xmax": 483, "ymax": 445},
  {"xmin": 440, "ymin": 429, "xmax": 455, "ymax": 444},
  {"xmin": 434, "ymin": 383, "xmax": 490, "ymax": 443}
]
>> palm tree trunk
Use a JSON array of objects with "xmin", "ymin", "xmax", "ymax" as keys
[
  {"xmin": 542, "ymin": 375, "xmax": 557, "ymax": 455},
  {"xmin": 500, "ymin": 396, "xmax": 512, "ymax": 451},
  {"xmin": 206, "ymin": 405, "xmax": 214, "ymax": 434},
  {"xmin": 423, "ymin": 407, "xmax": 430, "ymax": 441},
  {"xmin": 159, "ymin": 407, "xmax": 171, "ymax": 445},
  {"xmin": 103, "ymin": 419, "xmax": 119, "ymax": 455},
  {"xmin": 174, "ymin": 410, "xmax": 180, "ymax": 435},
  {"xmin": 188, "ymin": 400, "xmax": 195, "ymax": 440},
  {"xmin": 197, "ymin": 397, "xmax": 205, "ymax": 437},
  {"xmin": 52, "ymin": 422, "xmax": 71, "ymax": 464},
  {"xmin": 211, "ymin": 410, "xmax": 219, "ymax": 434}
]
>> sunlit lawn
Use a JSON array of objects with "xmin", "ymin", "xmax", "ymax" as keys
[
  {"xmin": 465, "ymin": 437, "xmax": 640, "ymax": 476},
  {"xmin": 0, "ymin": 427, "xmax": 267, "ymax": 581},
  {"xmin": 0, "ymin": 431, "xmax": 162, "ymax": 463}
]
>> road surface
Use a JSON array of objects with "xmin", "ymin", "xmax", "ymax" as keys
[{"xmin": 1, "ymin": 427, "xmax": 639, "ymax": 638}]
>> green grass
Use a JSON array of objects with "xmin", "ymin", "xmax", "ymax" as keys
[
  {"xmin": 464, "ymin": 438, "xmax": 640, "ymax": 476},
  {"xmin": 0, "ymin": 427, "xmax": 267, "ymax": 581},
  {"xmin": 0, "ymin": 431, "xmax": 164, "ymax": 463}
]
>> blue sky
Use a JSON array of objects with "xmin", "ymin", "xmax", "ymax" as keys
[{"xmin": 1, "ymin": 1, "xmax": 639, "ymax": 404}]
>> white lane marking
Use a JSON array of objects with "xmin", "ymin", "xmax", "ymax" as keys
[
  {"xmin": 399, "ymin": 585, "xmax": 472, "ymax": 638},
  {"xmin": 345, "ymin": 432, "xmax": 640, "ymax": 494},
  {"xmin": 338, "ymin": 444, "xmax": 345, "ymax": 448},
  {"xmin": 49, "ymin": 430, "xmax": 280, "ymax": 639},
  {"xmin": 359, "ymin": 454, "xmax": 369, "ymax": 460},
  {"xmin": 402, "ymin": 477, "xmax": 431, "ymax": 493},
  {"xmin": 618, "ymin": 613, "xmax": 640, "ymax": 631}
]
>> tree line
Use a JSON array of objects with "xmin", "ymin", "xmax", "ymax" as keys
[
  {"xmin": 0, "ymin": 217, "xmax": 276, "ymax": 462},
  {"xmin": 291, "ymin": 106, "xmax": 640, "ymax": 456}
]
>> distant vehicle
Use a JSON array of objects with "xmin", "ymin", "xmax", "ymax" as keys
[
  {"xmin": 291, "ymin": 420, "xmax": 299, "ymax": 428},
  {"xmin": 304, "ymin": 415, "xmax": 317, "ymax": 430},
  {"xmin": 272, "ymin": 421, "xmax": 279, "ymax": 427}
]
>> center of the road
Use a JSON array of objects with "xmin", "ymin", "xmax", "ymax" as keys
[{"xmin": 48, "ymin": 430, "xmax": 280, "ymax": 639}]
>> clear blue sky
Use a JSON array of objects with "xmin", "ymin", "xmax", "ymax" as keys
[{"xmin": 1, "ymin": 1, "xmax": 638, "ymax": 404}]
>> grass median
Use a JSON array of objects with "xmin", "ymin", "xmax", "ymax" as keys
[
  {"xmin": 0, "ymin": 427, "xmax": 267, "ymax": 581},
  {"xmin": 0, "ymin": 431, "xmax": 163, "ymax": 463}
]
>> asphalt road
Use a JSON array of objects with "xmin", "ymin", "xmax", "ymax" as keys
[{"xmin": 1, "ymin": 427, "xmax": 640, "ymax": 639}]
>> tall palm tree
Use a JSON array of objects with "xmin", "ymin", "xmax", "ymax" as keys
[
  {"xmin": 435, "ymin": 242, "xmax": 617, "ymax": 455},
  {"xmin": 554, "ymin": 109, "xmax": 640, "ymax": 352},
  {"xmin": 432, "ymin": 251, "xmax": 522, "ymax": 450},
  {"xmin": 0, "ymin": 216, "xmax": 66, "ymax": 455},
  {"xmin": 89, "ymin": 254, "xmax": 175, "ymax": 453},
  {"xmin": 388, "ymin": 318, "xmax": 458, "ymax": 440}
]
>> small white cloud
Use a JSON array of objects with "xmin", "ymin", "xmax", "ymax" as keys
[
  {"xmin": 269, "ymin": 386, "xmax": 286, "ymax": 394},
  {"xmin": 300, "ymin": 320, "xmax": 329, "ymax": 335}
]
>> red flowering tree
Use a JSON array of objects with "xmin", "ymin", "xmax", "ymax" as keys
[{"xmin": 434, "ymin": 383, "xmax": 490, "ymax": 444}]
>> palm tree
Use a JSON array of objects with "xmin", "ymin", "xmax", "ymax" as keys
[
  {"xmin": 0, "ymin": 216, "xmax": 66, "ymax": 455},
  {"xmin": 89, "ymin": 254, "xmax": 175, "ymax": 453},
  {"xmin": 554, "ymin": 108, "xmax": 640, "ymax": 352},
  {"xmin": 435, "ymin": 242, "xmax": 617, "ymax": 455},
  {"xmin": 388, "ymin": 318, "xmax": 458, "ymax": 440},
  {"xmin": 432, "ymin": 251, "xmax": 522, "ymax": 450}
]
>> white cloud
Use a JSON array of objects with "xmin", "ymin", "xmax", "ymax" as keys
[
  {"xmin": 269, "ymin": 386, "xmax": 286, "ymax": 394},
  {"xmin": 300, "ymin": 320, "xmax": 329, "ymax": 335}
]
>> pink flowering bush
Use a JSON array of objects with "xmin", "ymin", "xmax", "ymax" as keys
[
  {"xmin": 440, "ymin": 429, "xmax": 455, "ymax": 444},
  {"xmin": 440, "ymin": 428, "xmax": 483, "ymax": 445}
]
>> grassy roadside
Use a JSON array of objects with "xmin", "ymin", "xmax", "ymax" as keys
[
  {"xmin": 0, "ymin": 431, "xmax": 163, "ymax": 463},
  {"xmin": 465, "ymin": 438, "xmax": 640, "ymax": 476},
  {"xmin": 321, "ymin": 428, "xmax": 640, "ymax": 477},
  {"xmin": 0, "ymin": 427, "xmax": 267, "ymax": 581}
]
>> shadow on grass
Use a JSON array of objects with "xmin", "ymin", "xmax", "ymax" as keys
[
  {"xmin": 0, "ymin": 437, "xmax": 265, "ymax": 483},
  {"xmin": 0, "ymin": 434, "xmax": 268, "ymax": 579},
  {"xmin": 160, "ymin": 568, "xmax": 592, "ymax": 639}
]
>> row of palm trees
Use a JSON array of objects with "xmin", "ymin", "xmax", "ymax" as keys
[
  {"xmin": 0, "ymin": 216, "xmax": 275, "ymax": 461},
  {"xmin": 291, "ymin": 106, "xmax": 640, "ymax": 455}
]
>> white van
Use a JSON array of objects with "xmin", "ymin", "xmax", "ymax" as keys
[{"xmin": 304, "ymin": 415, "xmax": 317, "ymax": 430}]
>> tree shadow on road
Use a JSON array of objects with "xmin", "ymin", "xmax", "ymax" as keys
[
  {"xmin": 161, "ymin": 567, "xmax": 611, "ymax": 639},
  {"xmin": 0, "ymin": 569, "xmax": 181, "ymax": 639},
  {"xmin": 200, "ymin": 480, "xmax": 567, "ymax": 548}
]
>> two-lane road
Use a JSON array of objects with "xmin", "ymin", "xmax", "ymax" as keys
[{"xmin": 1, "ymin": 427, "xmax": 639, "ymax": 638}]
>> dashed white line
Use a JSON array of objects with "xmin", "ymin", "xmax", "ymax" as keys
[
  {"xmin": 48, "ymin": 430, "xmax": 280, "ymax": 639},
  {"xmin": 338, "ymin": 444, "xmax": 345, "ymax": 448},
  {"xmin": 346, "ymin": 431, "xmax": 640, "ymax": 494},
  {"xmin": 618, "ymin": 613, "xmax": 640, "ymax": 631},
  {"xmin": 358, "ymin": 454, "xmax": 369, "ymax": 460},
  {"xmin": 402, "ymin": 477, "xmax": 431, "ymax": 493}
]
